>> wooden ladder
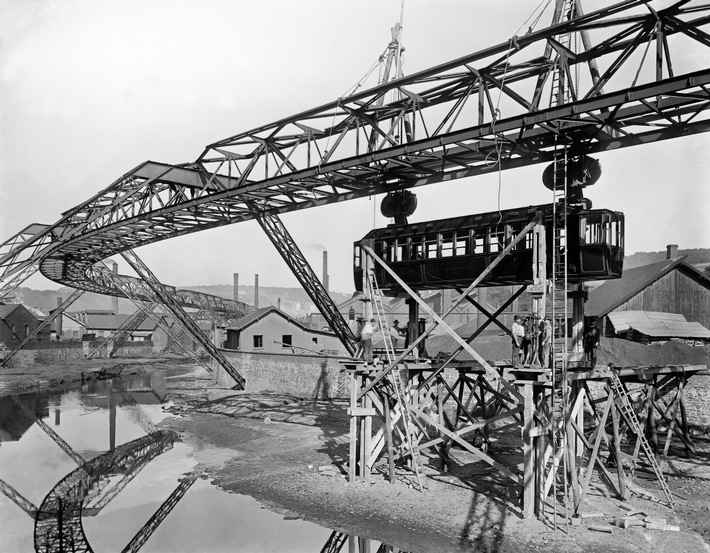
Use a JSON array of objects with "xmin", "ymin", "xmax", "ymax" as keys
[
  {"xmin": 367, "ymin": 267, "xmax": 423, "ymax": 490},
  {"xmin": 609, "ymin": 373, "xmax": 674, "ymax": 507}
]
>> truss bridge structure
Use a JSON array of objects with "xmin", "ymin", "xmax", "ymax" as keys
[{"xmin": 0, "ymin": 0, "xmax": 705, "ymax": 312}]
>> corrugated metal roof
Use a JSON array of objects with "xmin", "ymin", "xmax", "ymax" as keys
[
  {"xmin": 585, "ymin": 256, "xmax": 686, "ymax": 317},
  {"xmin": 608, "ymin": 310, "xmax": 710, "ymax": 339}
]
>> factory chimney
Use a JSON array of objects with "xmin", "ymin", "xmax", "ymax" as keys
[
  {"xmin": 233, "ymin": 273, "xmax": 239, "ymax": 302},
  {"xmin": 322, "ymin": 250, "xmax": 329, "ymax": 294},
  {"xmin": 666, "ymin": 244, "xmax": 679, "ymax": 260},
  {"xmin": 112, "ymin": 262, "xmax": 119, "ymax": 314},
  {"xmin": 254, "ymin": 274, "xmax": 259, "ymax": 309},
  {"xmin": 55, "ymin": 297, "xmax": 63, "ymax": 339}
]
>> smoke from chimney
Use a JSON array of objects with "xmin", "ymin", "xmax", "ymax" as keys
[
  {"xmin": 322, "ymin": 250, "xmax": 329, "ymax": 293},
  {"xmin": 233, "ymin": 273, "xmax": 239, "ymax": 302},
  {"xmin": 254, "ymin": 274, "xmax": 259, "ymax": 309}
]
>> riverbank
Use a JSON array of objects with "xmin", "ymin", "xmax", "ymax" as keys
[{"xmin": 161, "ymin": 364, "xmax": 710, "ymax": 553}]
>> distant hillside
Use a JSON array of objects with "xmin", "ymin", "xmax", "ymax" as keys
[
  {"xmin": 6, "ymin": 284, "xmax": 352, "ymax": 318},
  {"xmin": 624, "ymin": 248, "xmax": 710, "ymax": 270}
]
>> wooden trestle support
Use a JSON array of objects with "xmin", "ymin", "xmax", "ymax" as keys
[{"xmin": 344, "ymin": 217, "xmax": 706, "ymax": 523}]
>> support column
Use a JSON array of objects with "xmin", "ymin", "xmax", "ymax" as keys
[
  {"xmin": 252, "ymin": 209, "xmax": 356, "ymax": 355},
  {"xmin": 522, "ymin": 382, "xmax": 537, "ymax": 518},
  {"xmin": 570, "ymin": 283, "xmax": 585, "ymax": 366}
]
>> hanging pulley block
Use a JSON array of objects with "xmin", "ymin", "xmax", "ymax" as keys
[
  {"xmin": 542, "ymin": 155, "xmax": 602, "ymax": 192},
  {"xmin": 380, "ymin": 189, "xmax": 418, "ymax": 223}
]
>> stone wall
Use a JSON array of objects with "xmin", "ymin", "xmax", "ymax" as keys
[
  {"xmin": 683, "ymin": 373, "xmax": 710, "ymax": 429},
  {"xmin": 215, "ymin": 349, "xmax": 350, "ymax": 399},
  {"xmin": 3, "ymin": 341, "xmax": 155, "ymax": 367}
]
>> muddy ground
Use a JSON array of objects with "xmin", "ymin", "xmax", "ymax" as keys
[{"xmin": 3, "ymin": 356, "xmax": 710, "ymax": 553}]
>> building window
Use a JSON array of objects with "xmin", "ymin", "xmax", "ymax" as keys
[
  {"xmin": 312, "ymin": 337, "xmax": 318, "ymax": 344},
  {"xmin": 253, "ymin": 335, "xmax": 263, "ymax": 348},
  {"xmin": 282, "ymin": 335, "xmax": 292, "ymax": 347},
  {"xmin": 25, "ymin": 324, "xmax": 30, "ymax": 338},
  {"xmin": 11, "ymin": 324, "xmax": 17, "ymax": 340}
]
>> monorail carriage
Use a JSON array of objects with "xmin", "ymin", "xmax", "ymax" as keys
[{"xmin": 354, "ymin": 204, "xmax": 624, "ymax": 295}]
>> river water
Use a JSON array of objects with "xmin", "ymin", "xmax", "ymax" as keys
[{"xmin": 0, "ymin": 368, "xmax": 416, "ymax": 553}]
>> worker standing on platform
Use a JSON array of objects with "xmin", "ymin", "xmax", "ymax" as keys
[
  {"xmin": 511, "ymin": 316, "xmax": 525, "ymax": 364},
  {"xmin": 583, "ymin": 318, "xmax": 600, "ymax": 367},
  {"xmin": 390, "ymin": 319, "xmax": 402, "ymax": 348},
  {"xmin": 539, "ymin": 318, "xmax": 552, "ymax": 368},
  {"xmin": 361, "ymin": 318, "xmax": 376, "ymax": 365},
  {"xmin": 353, "ymin": 317, "xmax": 365, "ymax": 358}
]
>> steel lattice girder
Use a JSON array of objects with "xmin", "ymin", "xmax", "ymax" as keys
[
  {"xmin": 252, "ymin": 209, "xmax": 358, "ymax": 355},
  {"xmin": 15, "ymin": 0, "xmax": 710, "ymax": 297},
  {"xmin": 118, "ymin": 250, "xmax": 246, "ymax": 389}
]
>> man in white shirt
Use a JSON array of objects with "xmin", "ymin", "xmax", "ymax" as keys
[
  {"xmin": 511, "ymin": 316, "xmax": 525, "ymax": 364},
  {"xmin": 360, "ymin": 318, "xmax": 376, "ymax": 364}
]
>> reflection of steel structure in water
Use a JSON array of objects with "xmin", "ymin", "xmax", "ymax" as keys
[
  {"xmin": 33, "ymin": 430, "xmax": 181, "ymax": 553},
  {"xmin": 321, "ymin": 531, "xmax": 411, "ymax": 553}
]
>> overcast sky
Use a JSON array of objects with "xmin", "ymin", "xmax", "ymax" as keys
[{"xmin": 1, "ymin": 0, "xmax": 708, "ymax": 294}]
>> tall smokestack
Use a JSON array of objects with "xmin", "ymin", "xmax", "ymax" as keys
[
  {"xmin": 112, "ymin": 262, "xmax": 119, "ymax": 314},
  {"xmin": 56, "ymin": 296, "xmax": 63, "ymax": 339},
  {"xmin": 233, "ymin": 273, "xmax": 239, "ymax": 302},
  {"xmin": 322, "ymin": 250, "xmax": 329, "ymax": 294},
  {"xmin": 254, "ymin": 274, "xmax": 259, "ymax": 309},
  {"xmin": 666, "ymin": 244, "xmax": 679, "ymax": 260}
]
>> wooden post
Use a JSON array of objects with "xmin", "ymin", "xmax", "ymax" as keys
[
  {"xmin": 384, "ymin": 396, "xmax": 395, "ymax": 483},
  {"xmin": 522, "ymin": 382, "xmax": 536, "ymax": 518},
  {"xmin": 363, "ymin": 383, "xmax": 372, "ymax": 481},
  {"xmin": 609, "ymin": 396, "xmax": 628, "ymax": 499},
  {"xmin": 678, "ymin": 377, "xmax": 694, "ymax": 456},
  {"xmin": 648, "ymin": 382, "xmax": 659, "ymax": 459},
  {"xmin": 349, "ymin": 372, "xmax": 358, "ymax": 482}
]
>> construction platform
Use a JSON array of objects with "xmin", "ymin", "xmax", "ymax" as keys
[{"xmin": 341, "ymin": 358, "xmax": 707, "ymax": 519}]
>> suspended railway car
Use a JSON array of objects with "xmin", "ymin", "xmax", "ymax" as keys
[{"xmin": 354, "ymin": 203, "xmax": 624, "ymax": 295}]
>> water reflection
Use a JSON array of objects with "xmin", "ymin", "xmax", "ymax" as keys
[{"xmin": 0, "ymin": 370, "xmax": 422, "ymax": 553}]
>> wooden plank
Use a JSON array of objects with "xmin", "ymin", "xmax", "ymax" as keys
[
  {"xmin": 578, "ymin": 394, "xmax": 612, "ymax": 508},
  {"xmin": 347, "ymin": 407, "xmax": 377, "ymax": 416},
  {"xmin": 409, "ymin": 405, "xmax": 522, "ymax": 484}
]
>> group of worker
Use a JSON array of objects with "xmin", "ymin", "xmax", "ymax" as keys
[
  {"xmin": 511, "ymin": 314, "xmax": 600, "ymax": 367},
  {"xmin": 352, "ymin": 317, "xmax": 418, "ymax": 366},
  {"xmin": 511, "ymin": 314, "xmax": 552, "ymax": 367}
]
